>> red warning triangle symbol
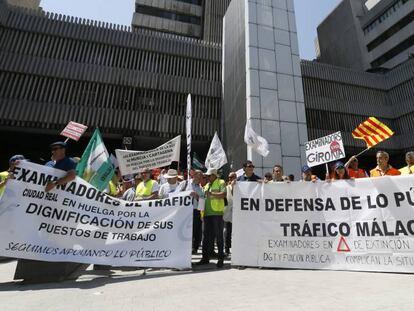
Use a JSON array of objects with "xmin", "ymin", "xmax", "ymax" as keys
[{"xmin": 337, "ymin": 236, "xmax": 351, "ymax": 252}]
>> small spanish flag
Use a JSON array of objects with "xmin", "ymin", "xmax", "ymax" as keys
[{"xmin": 352, "ymin": 117, "xmax": 394, "ymax": 148}]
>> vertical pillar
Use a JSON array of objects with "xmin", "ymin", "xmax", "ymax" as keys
[{"xmin": 224, "ymin": 0, "xmax": 307, "ymax": 179}]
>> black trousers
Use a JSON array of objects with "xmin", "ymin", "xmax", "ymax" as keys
[
  {"xmin": 202, "ymin": 215, "xmax": 224, "ymax": 261},
  {"xmin": 224, "ymin": 222, "xmax": 232, "ymax": 251},
  {"xmin": 193, "ymin": 209, "xmax": 202, "ymax": 251}
]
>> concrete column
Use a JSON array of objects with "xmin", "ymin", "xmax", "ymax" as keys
[{"xmin": 223, "ymin": 0, "xmax": 307, "ymax": 179}]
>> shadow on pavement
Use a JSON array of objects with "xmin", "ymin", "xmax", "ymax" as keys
[{"xmin": 0, "ymin": 260, "xmax": 232, "ymax": 291}]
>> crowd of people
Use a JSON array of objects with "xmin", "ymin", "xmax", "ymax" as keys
[{"xmin": 0, "ymin": 140, "xmax": 413, "ymax": 271}]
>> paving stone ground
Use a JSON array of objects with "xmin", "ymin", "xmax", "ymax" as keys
[{"xmin": 1, "ymin": 255, "xmax": 414, "ymax": 311}]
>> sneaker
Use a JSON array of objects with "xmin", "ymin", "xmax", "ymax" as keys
[
  {"xmin": 194, "ymin": 259, "xmax": 209, "ymax": 266},
  {"xmin": 216, "ymin": 259, "xmax": 224, "ymax": 268}
]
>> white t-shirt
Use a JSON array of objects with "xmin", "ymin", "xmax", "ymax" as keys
[{"xmin": 158, "ymin": 182, "xmax": 179, "ymax": 199}]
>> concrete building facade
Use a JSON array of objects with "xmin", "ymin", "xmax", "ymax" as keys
[
  {"xmin": 132, "ymin": 0, "xmax": 232, "ymax": 42},
  {"xmin": 0, "ymin": 0, "xmax": 222, "ymax": 165},
  {"xmin": 223, "ymin": 0, "xmax": 307, "ymax": 178},
  {"xmin": 317, "ymin": 0, "xmax": 414, "ymax": 71}
]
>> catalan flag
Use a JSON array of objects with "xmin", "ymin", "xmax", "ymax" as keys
[{"xmin": 352, "ymin": 117, "xmax": 394, "ymax": 148}]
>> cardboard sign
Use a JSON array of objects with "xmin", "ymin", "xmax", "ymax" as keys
[
  {"xmin": 305, "ymin": 132, "xmax": 345, "ymax": 167},
  {"xmin": 60, "ymin": 121, "xmax": 88, "ymax": 141}
]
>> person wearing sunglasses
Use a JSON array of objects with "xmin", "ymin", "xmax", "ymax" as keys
[{"xmin": 237, "ymin": 160, "xmax": 261, "ymax": 182}]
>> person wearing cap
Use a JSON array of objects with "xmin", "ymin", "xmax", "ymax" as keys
[
  {"xmin": 178, "ymin": 169, "xmax": 205, "ymax": 254},
  {"xmin": 237, "ymin": 160, "xmax": 261, "ymax": 182},
  {"xmin": 301, "ymin": 165, "xmax": 318, "ymax": 182},
  {"xmin": 45, "ymin": 142, "xmax": 77, "ymax": 192},
  {"xmin": 0, "ymin": 155, "xmax": 26, "ymax": 197},
  {"xmin": 344, "ymin": 155, "xmax": 368, "ymax": 178},
  {"xmin": 329, "ymin": 161, "xmax": 351, "ymax": 181},
  {"xmin": 196, "ymin": 168, "xmax": 227, "ymax": 268},
  {"xmin": 158, "ymin": 169, "xmax": 180, "ymax": 199},
  {"xmin": 135, "ymin": 168, "xmax": 159, "ymax": 201},
  {"xmin": 370, "ymin": 151, "xmax": 401, "ymax": 177},
  {"xmin": 399, "ymin": 151, "xmax": 414, "ymax": 175}
]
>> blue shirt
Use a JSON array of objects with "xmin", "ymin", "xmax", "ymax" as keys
[{"xmin": 45, "ymin": 157, "xmax": 77, "ymax": 172}]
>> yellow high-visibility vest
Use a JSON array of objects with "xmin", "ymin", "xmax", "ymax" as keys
[{"xmin": 136, "ymin": 179, "xmax": 156, "ymax": 198}]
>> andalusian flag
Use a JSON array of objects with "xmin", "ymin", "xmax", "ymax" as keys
[
  {"xmin": 352, "ymin": 117, "xmax": 394, "ymax": 148},
  {"xmin": 76, "ymin": 128, "xmax": 114, "ymax": 191}
]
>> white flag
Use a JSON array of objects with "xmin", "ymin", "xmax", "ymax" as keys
[
  {"xmin": 244, "ymin": 120, "xmax": 269, "ymax": 157},
  {"xmin": 205, "ymin": 132, "xmax": 228, "ymax": 170},
  {"xmin": 186, "ymin": 94, "xmax": 192, "ymax": 172}
]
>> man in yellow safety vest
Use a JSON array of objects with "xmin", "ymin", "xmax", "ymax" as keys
[
  {"xmin": 135, "ymin": 168, "xmax": 159, "ymax": 201},
  {"xmin": 195, "ymin": 168, "xmax": 226, "ymax": 268}
]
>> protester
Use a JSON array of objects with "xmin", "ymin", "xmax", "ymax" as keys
[
  {"xmin": 345, "ymin": 155, "xmax": 368, "ymax": 178},
  {"xmin": 158, "ymin": 168, "xmax": 167, "ymax": 185},
  {"xmin": 237, "ymin": 160, "xmax": 261, "ymax": 181},
  {"xmin": 200, "ymin": 173, "xmax": 208, "ymax": 187},
  {"xmin": 264, "ymin": 172, "xmax": 273, "ymax": 182},
  {"xmin": 16, "ymin": 142, "xmax": 86, "ymax": 283},
  {"xmin": 178, "ymin": 169, "xmax": 205, "ymax": 254},
  {"xmin": 370, "ymin": 151, "xmax": 401, "ymax": 177},
  {"xmin": 158, "ymin": 169, "xmax": 180, "ymax": 199},
  {"xmin": 134, "ymin": 173, "xmax": 143, "ymax": 186},
  {"xmin": 196, "ymin": 168, "xmax": 226, "ymax": 268},
  {"xmin": 272, "ymin": 165, "xmax": 285, "ymax": 182},
  {"xmin": 0, "ymin": 155, "xmax": 26, "ymax": 197},
  {"xmin": 121, "ymin": 178, "xmax": 136, "ymax": 201},
  {"xmin": 301, "ymin": 165, "xmax": 318, "ymax": 182},
  {"xmin": 135, "ymin": 168, "xmax": 159, "ymax": 200},
  {"xmin": 330, "ymin": 161, "xmax": 351, "ymax": 180},
  {"xmin": 106, "ymin": 168, "xmax": 121, "ymax": 197},
  {"xmin": 224, "ymin": 172, "xmax": 236, "ymax": 256},
  {"xmin": 399, "ymin": 151, "xmax": 414, "ymax": 175},
  {"xmin": 45, "ymin": 141, "xmax": 77, "ymax": 192}
]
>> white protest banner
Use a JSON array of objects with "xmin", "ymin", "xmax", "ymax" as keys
[
  {"xmin": 232, "ymin": 176, "xmax": 414, "ymax": 273},
  {"xmin": 60, "ymin": 121, "xmax": 88, "ymax": 142},
  {"xmin": 0, "ymin": 162, "xmax": 192, "ymax": 269},
  {"xmin": 305, "ymin": 131, "xmax": 345, "ymax": 167},
  {"xmin": 116, "ymin": 136, "xmax": 181, "ymax": 175}
]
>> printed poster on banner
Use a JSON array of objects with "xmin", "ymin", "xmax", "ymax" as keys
[
  {"xmin": 305, "ymin": 131, "xmax": 345, "ymax": 167},
  {"xmin": 0, "ymin": 162, "xmax": 192, "ymax": 269},
  {"xmin": 60, "ymin": 121, "xmax": 88, "ymax": 142},
  {"xmin": 116, "ymin": 136, "xmax": 181, "ymax": 175},
  {"xmin": 232, "ymin": 177, "xmax": 414, "ymax": 273}
]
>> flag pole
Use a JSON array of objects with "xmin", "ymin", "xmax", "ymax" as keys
[
  {"xmin": 64, "ymin": 138, "xmax": 69, "ymax": 143},
  {"xmin": 354, "ymin": 147, "xmax": 370, "ymax": 158}
]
